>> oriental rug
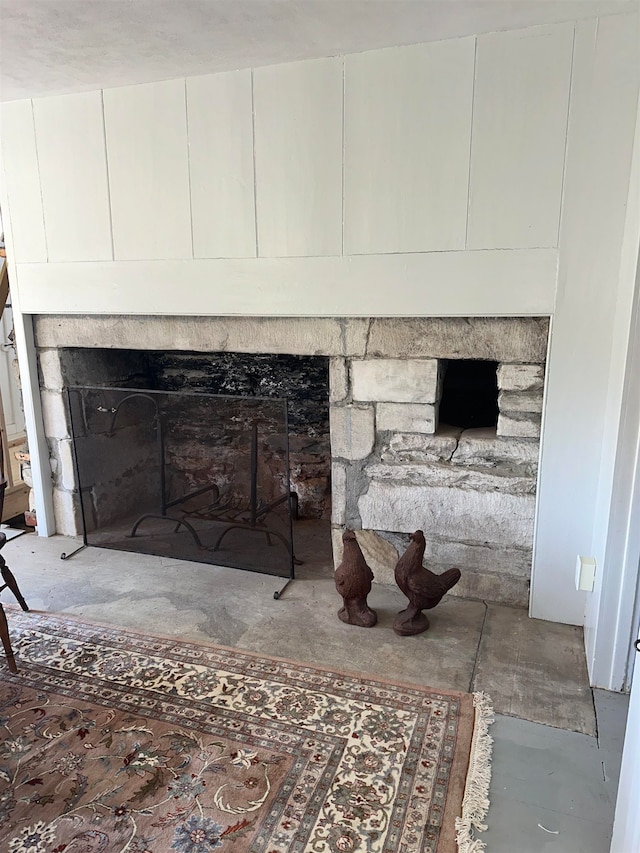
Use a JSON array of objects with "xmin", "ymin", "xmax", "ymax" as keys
[{"xmin": 0, "ymin": 611, "xmax": 493, "ymax": 853}]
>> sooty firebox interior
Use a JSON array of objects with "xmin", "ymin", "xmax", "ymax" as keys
[
  {"xmin": 438, "ymin": 359, "xmax": 499, "ymax": 429},
  {"xmin": 60, "ymin": 349, "xmax": 331, "ymax": 585}
]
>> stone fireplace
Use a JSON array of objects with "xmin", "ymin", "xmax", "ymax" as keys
[{"xmin": 35, "ymin": 314, "xmax": 548, "ymax": 607}]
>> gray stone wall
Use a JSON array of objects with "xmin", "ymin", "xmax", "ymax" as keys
[
  {"xmin": 329, "ymin": 350, "xmax": 544, "ymax": 607},
  {"xmin": 37, "ymin": 348, "xmax": 152, "ymax": 535},
  {"xmin": 35, "ymin": 315, "xmax": 548, "ymax": 606}
]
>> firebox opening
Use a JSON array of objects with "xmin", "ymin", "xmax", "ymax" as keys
[
  {"xmin": 438, "ymin": 359, "xmax": 499, "ymax": 429},
  {"xmin": 55, "ymin": 346, "xmax": 335, "ymax": 580},
  {"xmin": 58, "ymin": 347, "xmax": 332, "ymax": 523}
]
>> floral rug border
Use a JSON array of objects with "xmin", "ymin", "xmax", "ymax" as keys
[{"xmin": 1, "ymin": 609, "xmax": 493, "ymax": 852}]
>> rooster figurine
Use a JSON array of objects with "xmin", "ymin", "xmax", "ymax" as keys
[
  {"xmin": 393, "ymin": 530, "xmax": 461, "ymax": 636},
  {"xmin": 334, "ymin": 529, "xmax": 377, "ymax": 628}
]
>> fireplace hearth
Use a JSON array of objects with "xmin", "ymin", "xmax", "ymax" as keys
[{"xmin": 36, "ymin": 315, "xmax": 549, "ymax": 607}]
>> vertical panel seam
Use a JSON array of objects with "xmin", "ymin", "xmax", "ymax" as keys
[
  {"xmin": 30, "ymin": 99, "xmax": 49, "ymax": 262},
  {"xmin": 556, "ymin": 24, "xmax": 577, "ymax": 249},
  {"xmin": 101, "ymin": 90, "xmax": 116, "ymax": 261},
  {"xmin": 464, "ymin": 37, "xmax": 478, "ymax": 250},
  {"xmin": 341, "ymin": 55, "xmax": 346, "ymax": 258},
  {"xmin": 251, "ymin": 69, "xmax": 260, "ymax": 258},
  {"xmin": 184, "ymin": 79, "xmax": 195, "ymax": 260}
]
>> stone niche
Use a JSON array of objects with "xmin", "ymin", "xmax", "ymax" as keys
[{"xmin": 35, "ymin": 315, "xmax": 549, "ymax": 607}]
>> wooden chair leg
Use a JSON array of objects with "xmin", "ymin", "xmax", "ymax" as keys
[
  {"xmin": 0, "ymin": 562, "xmax": 29, "ymax": 612},
  {"xmin": 0, "ymin": 602, "xmax": 17, "ymax": 673}
]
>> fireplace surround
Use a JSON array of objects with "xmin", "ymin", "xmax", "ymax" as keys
[{"xmin": 35, "ymin": 315, "xmax": 548, "ymax": 607}]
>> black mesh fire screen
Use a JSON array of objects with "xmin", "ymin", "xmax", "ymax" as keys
[{"xmin": 67, "ymin": 386, "xmax": 295, "ymax": 579}]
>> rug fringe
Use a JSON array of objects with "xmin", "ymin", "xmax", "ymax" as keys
[{"xmin": 455, "ymin": 691, "xmax": 495, "ymax": 853}]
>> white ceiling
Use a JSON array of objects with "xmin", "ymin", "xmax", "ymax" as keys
[{"xmin": 0, "ymin": 0, "xmax": 635, "ymax": 102}]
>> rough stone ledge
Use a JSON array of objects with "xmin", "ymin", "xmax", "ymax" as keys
[
  {"xmin": 381, "ymin": 428, "xmax": 461, "ymax": 464},
  {"xmin": 359, "ymin": 482, "xmax": 535, "ymax": 547},
  {"xmin": 451, "ymin": 427, "xmax": 539, "ymax": 470},
  {"xmin": 35, "ymin": 316, "xmax": 549, "ymax": 365},
  {"xmin": 366, "ymin": 317, "xmax": 549, "ymax": 363},
  {"xmin": 364, "ymin": 462, "xmax": 537, "ymax": 495},
  {"xmin": 381, "ymin": 427, "xmax": 540, "ymax": 472},
  {"xmin": 34, "ymin": 316, "xmax": 371, "ymax": 358}
]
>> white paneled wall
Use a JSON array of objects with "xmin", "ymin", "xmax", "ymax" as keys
[
  {"xmin": 344, "ymin": 39, "xmax": 475, "ymax": 254},
  {"xmin": 253, "ymin": 57, "xmax": 343, "ymax": 257},
  {"xmin": 467, "ymin": 23, "xmax": 574, "ymax": 249},
  {"xmin": 103, "ymin": 79, "xmax": 192, "ymax": 260},
  {"xmin": 187, "ymin": 71, "xmax": 256, "ymax": 258},
  {"xmin": 2, "ymin": 25, "xmax": 581, "ymax": 269},
  {"xmin": 33, "ymin": 91, "xmax": 112, "ymax": 262},
  {"xmin": 0, "ymin": 100, "xmax": 47, "ymax": 263}
]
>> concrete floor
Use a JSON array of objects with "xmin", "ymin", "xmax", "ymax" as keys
[
  {"xmin": 484, "ymin": 690, "xmax": 628, "ymax": 853},
  {"xmin": 0, "ymin": 524, "xmax": 629, "ymax": 852}
]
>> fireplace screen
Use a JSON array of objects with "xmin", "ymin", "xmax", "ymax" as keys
[{"xmin": 67, "ymin": 386, "xmax": 296, "ymax": 580}]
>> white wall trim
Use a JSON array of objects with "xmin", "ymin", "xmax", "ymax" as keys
[
  {"xmin": 584, "ymin": 91, "xmax": 640, "ymax": 689},
  {"xmin": 13, "ymin": 249, "xmax": 558, "ymax": 317},
  {"xmin": 0, "ymin": 170, "xmax": 55, "ymax": 535}
]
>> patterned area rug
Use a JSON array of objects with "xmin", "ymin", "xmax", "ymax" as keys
[{"xmin": 0, "ymin": 611, "xmax": 493, "ymax": 852}]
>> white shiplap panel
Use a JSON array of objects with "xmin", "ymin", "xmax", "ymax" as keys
[
  {"xmin": 253, "ymin": 57, "xmax": 342, "ymax": 257},
  {"xmin": 467, "ymin": 23, "xmax": 574, "ymax": 249},
  {"xmin": 103, "ymin": 79, "xmax": 192, "ymax": 260},
  {"xmin": 0, "ymin": 100, "xmax": 47, "ymax": 262},
  {"xmin": 187, "ymin": 71, "xmax": 256, "ymax": 258},
  {"xmin": 344, "ymin": 39, "xmax": 475, "ymax": 254},
  {"xmin": 33, "ymin": 91, "xmax": 112, "ymax": 262},
  {"xmin": 15, "ymin": 248, "xmax": 557, "ymax": 316}
]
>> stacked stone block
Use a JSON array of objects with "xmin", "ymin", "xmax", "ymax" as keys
[
  {"xmin": 496, "ymin": 364, "xmax": 545, "ymax": 438},
  {"xmin": 37, "ymin": 348, "xmax": 79, "ymax": 536},
  {"xmin": 329, "ymin": 348, "xmax": 545, "ymax": 608}
]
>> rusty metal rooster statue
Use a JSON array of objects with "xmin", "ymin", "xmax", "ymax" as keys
[
  {"xmin": 393, "ymin": 530, "xmax": 461, "ymax": 636},
  {"xmin": 334, "ymin": 529, "xmax": 377, "ymax": 628}
]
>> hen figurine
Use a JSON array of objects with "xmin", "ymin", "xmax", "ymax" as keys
[
  {"xmin": 334, "ymin": 529, "xmax": 377, "ymax": 628},
  {"xmin": 393, "ymin": 530, "xmax": 461, "ymax": 636}
]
